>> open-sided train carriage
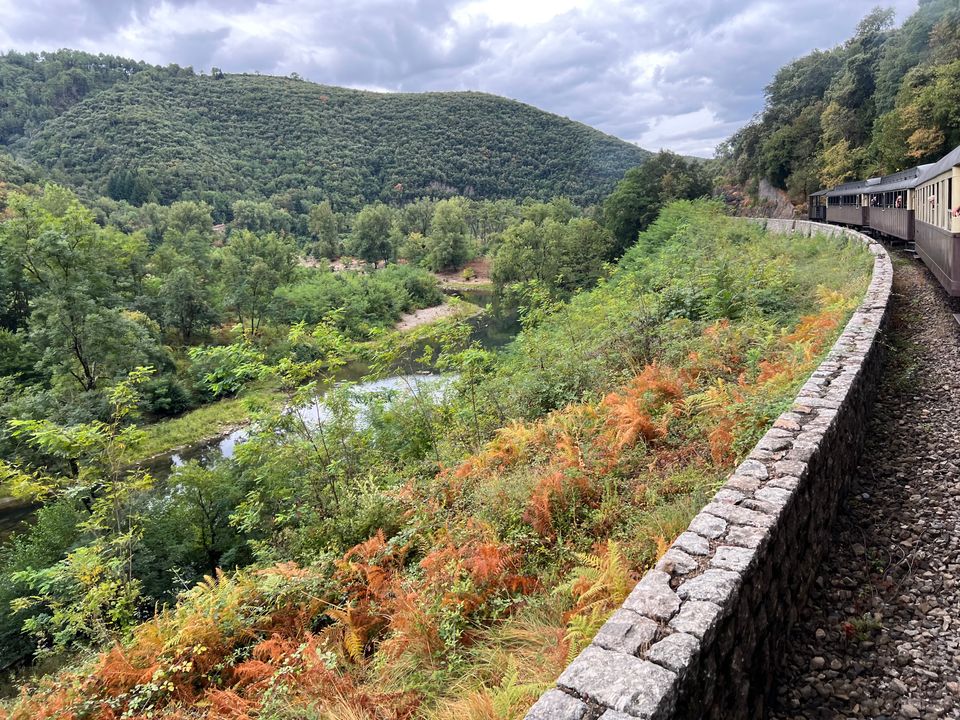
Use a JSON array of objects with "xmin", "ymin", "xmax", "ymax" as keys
[
  {"xmin": 862, "ymin": 165, "xmax": 926, "ymax": 243},
  {"xmin": 909, "ymin": 147, "xmax": 960, "ymax": 295}
]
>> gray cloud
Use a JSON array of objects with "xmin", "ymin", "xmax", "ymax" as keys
[{"xmin": 0, "ymin": 0, "xmax": 921, "ymax": 156}]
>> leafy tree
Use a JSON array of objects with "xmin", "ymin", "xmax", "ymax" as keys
[
  {"xmin": 520, "ymin": 196, "xmax": 578, "ymax": 225},
  {"xmin": 0, "ymin": 369, "xmax": 155, "ymax": 655},
  {"xmin": 161, "ymin": 266, "xmax": 218, "ymax": 343},
  {"xmin": 273, "ymin": 264, "xmax": 442, "ymax": 337},
  {"xmin": 603, "ymin": 151, "xmax": 709, "ymax": 257},
  {"xmin": 464, "ymin": 197, "xmax": 519, "ymax": 250},
  {"xmin": 492, "ymin": 215, "xmax": 613, "ymax": 295},
  {"xmin": 397, "ymin": 197, "xmax": 436, "ymax": 237},
  {"xmin": 136, "ymin": 462, "xmax": 249, "ymax": 595},
  {"xmin": 231, "ymin": 199, "xmax": 293, "ymax": 234},
  {"xmin": 423, "ymin": 197, "xmax": 471, "ymax": 271},
  {"xmin": 307, "ymin": 199, "xmax": 339, "ymax": 259},
  {"xmin": 31, "ymin": 302, "xmax": 160, "ymax": 392},
  {"xmin": 106, "ymin": 168, "xmax": 155, "ymax": 205},
  {"xmin": 348, "ymin": 203, "xmax": 394, "ymax": 265},
  {"xmin": 188, "ymin": 342, "xmax": 266, "ymax": 399},
  {"xmin": 222, "ymin": 230, "xmax": 296, "ymax": 335},
  {"xmin": 1, "ymin": 186, "xmax": 160, "ymax": 391},
  {"xmin": 725, "ymin": 1, "xmax": 960, "ymax": 197}
]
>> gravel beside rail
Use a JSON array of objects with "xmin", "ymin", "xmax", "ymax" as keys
[{"xmin": 771, "ymin": 257, "xmax": 960, "ymax": 719}]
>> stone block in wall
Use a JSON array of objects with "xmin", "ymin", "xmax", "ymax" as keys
[
  {"xmin": 710, "ymin": 545, "xmax": 757, "ymax": 573},
  {"xmin": 677, "ymin": 569, "xmax": 741, "ymax": 605},
  {"xmin": 525, "ymin": 689, "xmax": 591, "ymax": 720},
  {"xmin": 724, "ymin": 523, "xmax": 769, "ymax": 550},
  {"xmin": 623, "ymin": 570, "xmax": 681, "ymax": 622},
  {"xmin": 656, "ymin": 548, "xmax": 701, "ymax": 576},
  {"xmin": 701, "ymin": 501, "xmax": 776, "ymax": 529},
  {"xmin": 646, "ymin": 632, "xmax": 700, "ymax": 675},
  {"xmin": 673, "ymin": 531, "xmax": 710, "ymax": 556},
  {"xmin": 668, "ymin": 600, "xmax": 723, "ymax": 641},
  {"xmin": 557, "ymin": 646, "xmax": 677, "ymax": 718},
  {"xmin": 688, "ymin": 512, "xmax": 726, "ymax": 539},
  {"xmin": 593, "ymin": 609, "xmax": 659, "ymax": 656}
]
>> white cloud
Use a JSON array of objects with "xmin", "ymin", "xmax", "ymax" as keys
[{"xmin": 452, "ymin": 0, "xmax": 600, "ymax": 27}]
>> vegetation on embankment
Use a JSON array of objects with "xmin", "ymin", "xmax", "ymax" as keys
[
  {"xmin": 722, "ymin": 0, "xmax": 960, "ymax": 203},
  {"xmin": 0, "ymin": 201, "xmax": 874, "ymax": 719}
]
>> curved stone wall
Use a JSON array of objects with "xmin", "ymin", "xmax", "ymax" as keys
[{"xmin": 526, "ymin": 220, "xmax": 893, "ymax": 720}]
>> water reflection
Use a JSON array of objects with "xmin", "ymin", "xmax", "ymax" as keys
[{"xmin": 168, "ymin": 373, "xmax": 450, "ymax": 468}]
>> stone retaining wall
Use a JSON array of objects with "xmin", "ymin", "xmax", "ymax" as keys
[{"xmin": 526, "ymin": 219, "xmax": 893, "ymax": 720}]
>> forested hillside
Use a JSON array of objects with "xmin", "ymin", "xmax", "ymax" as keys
[
  {"xmin": 0, "ymin": 50, "xmax": 191, "ymax": 146},
  {"xmin": 0, "ymin": 51, "xmax": 651, "ymax": 212},
  {"xmin": 723, "ymin": 0, "xmax": 960, "ymax": 203}
]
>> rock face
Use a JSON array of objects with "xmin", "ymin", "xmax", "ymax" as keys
[
  {"xmin": 771, "ymin": 258, "xmax": 960, "ymax": 719},
  {"xmin": 524, "ymin": 219, "xmax": 892, "ymax": 719},
  {"xmin": 758, "ymin": 178, "xmax": 798, "ymax": 219}
]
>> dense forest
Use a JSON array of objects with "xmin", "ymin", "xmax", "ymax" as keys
[
  {"xmin": 0, "ymin": 50, "xmax": 652, "ymax": 213},
  {"xmin": 723, "ymin": 0, "xmax": 960, "ymax": 203},
  {"xmin": 0, "ymin": 141, "xmax": 707, "ymax": 461}
]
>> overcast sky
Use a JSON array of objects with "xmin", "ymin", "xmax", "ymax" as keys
[{"xmin": 0, "ymin": 0, "xmax": 920, "ymax": 157}]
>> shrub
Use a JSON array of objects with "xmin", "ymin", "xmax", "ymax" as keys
[
  {"xmin": 272, "ymin": 264, "xmax": 443, "ymax": 337},
  {"xmin": 139, "ymin": 375, "xmax": 194, "ymax": 417},
  {"xmin": 188, "ymin": 342, "xmax": 266, "ymax": 400}
]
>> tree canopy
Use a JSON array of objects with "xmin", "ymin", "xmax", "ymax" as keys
[
  {"xmin": 0, "ymin": 54, "xmax": 652, "ymax": 212},
  {"xmin": 722, "ymin": 0, "xmax": 960, "ymax": 200}
]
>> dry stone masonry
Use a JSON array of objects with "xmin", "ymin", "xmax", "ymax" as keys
[{"xmin": 525, "ymin": 219, "xmax": 893, "ymax": 720}]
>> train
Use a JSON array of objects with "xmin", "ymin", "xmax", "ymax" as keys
[{"xmin": 809, "ymin": 143, "xmax": 960, "ymax": 295}]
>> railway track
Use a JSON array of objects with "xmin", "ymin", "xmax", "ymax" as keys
[{"xmin": 771, "ymin": 256, "xmax": 960, "ymax": 720}]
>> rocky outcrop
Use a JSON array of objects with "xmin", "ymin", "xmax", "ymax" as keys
[{"xmin": 758, "ymin": 179, "xmax": 797, "ymax": 219}]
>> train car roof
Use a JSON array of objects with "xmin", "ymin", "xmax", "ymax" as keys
[
  {"xmin": 824, "ymin": 179, "xmax": 872, "ymax": 197},
  {"xmin": 811, "ymin": 144, "xmax": 960, "ymax": 200},
  {"xmin": 916, "ymin": 144, "xmax": 960, "ymax": 184},
  {"xmin": 865, "ymin": 164, "xmax": 932, "ymax": 193}
]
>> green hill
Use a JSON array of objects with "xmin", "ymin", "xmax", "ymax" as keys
[{"xmin": 0, "ymin": 53, "xmax": 650, "ymax": 211}]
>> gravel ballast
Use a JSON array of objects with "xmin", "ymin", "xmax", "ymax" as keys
[{"xmin": 771, "ymin": 257, "xmax": 960, "ymax": 720}]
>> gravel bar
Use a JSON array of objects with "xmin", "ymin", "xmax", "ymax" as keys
[{"xmin": 771, "ymin": 257, "xmax": 960, "ymax": 720}]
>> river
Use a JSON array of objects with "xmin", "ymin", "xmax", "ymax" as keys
[{"xmin": 0, "ymin": 287, "xmax": 519, "ymax": 541}]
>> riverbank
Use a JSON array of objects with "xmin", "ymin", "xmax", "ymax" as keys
[
  {"xmin": 394, "ymin": 296, "xmax": 480, "ymax": 331},
  {"xmin": 130, "ymin": 383, "xmax": 282, "ymax": 466},
  {"xmin": 128, "ymin": 296, "xmax": 486, "ymax": 468}
]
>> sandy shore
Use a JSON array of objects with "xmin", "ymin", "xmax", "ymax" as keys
[{"xmin": 394, "ymin": 302, "xmax": 464, "ymax": 331}]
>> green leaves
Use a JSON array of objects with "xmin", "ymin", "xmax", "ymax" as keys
[
  {"xmin": 726, "ymin": 0, "xmax": 960, "ymax": 198},
  {"xmin": 221, "ymin": 230, "xmax": 297, "ymax": 336},
  {"xmin": 11, "ymin": 68, "xmax": 649, "ymax": 211},
  {"xmin": 188, "ymin": 342, "xmax": 267, "ymax": 400},
  {"xmin": 11, "ymin": 542, "xmax": 143, "ymax": 656},
  {"xmin": 602, "ymin": 151, "xmax": 710, "ymax": 258}
]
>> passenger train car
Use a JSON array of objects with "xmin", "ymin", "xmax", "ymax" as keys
[{"xmin": 809, "ymin": 144, "xmax": 960, "ymax": 295}]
